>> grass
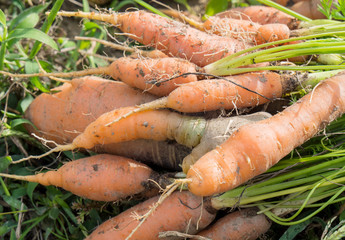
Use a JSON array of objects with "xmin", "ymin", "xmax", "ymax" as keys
[{"xmin": 1, "ymin": 0, "xmax": 345, "ymax": 239}]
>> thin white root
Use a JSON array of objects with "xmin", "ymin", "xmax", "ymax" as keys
[{"xmin": 12, "ymin": 144, "xmax": 75, "ymax": 164}]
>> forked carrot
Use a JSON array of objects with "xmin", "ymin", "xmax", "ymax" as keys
[
  {"xmin": 54, "ymin": 10, "xmax": 252, "ymax": 67},
  {"xmin": 0, "ymin": 154, "xmax": 158, "ymax": 201},
  {"xmin": 187, "ymin": 72, "xmax": 345, "ymax": 196}
]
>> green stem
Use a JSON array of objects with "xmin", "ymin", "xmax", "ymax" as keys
[
  {"xmin": 260, "ymin": 186, "xmax": 345, "ymax": 225},
  {"xmin": 0, "ymin": 26, "xmax": 7, "ymax": 70},
  {"xmin": 219, "ymin": 65, "xmax": 345, "ymax": 75},
  {"xmin": 204, "ymin": 31, "xmax": 345, "ymax": 75}
]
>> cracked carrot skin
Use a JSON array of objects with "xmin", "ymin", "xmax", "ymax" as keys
[
  {"xmin": 187, "ymin": 72, "xmax": 345, "ymax": 196},
  {"xmin": 57, "ymin": 10, "xmax": 252, "ymax": 67},
  {"xmin": 86, "ymin": 191, "xmax": 216, "ymax": 240},
  {"xmin": 12, "ymin": 154, "xmax": 155, "ymax": 201}
]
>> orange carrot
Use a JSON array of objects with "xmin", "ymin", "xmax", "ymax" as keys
[
  {"xmin": 85, "ymin": 191, "xmax": 216, "ymax": 240},
  {"xmin": 12, "ymin": 57, "xmax": 198, "ymax": 97},
  {"xmin": 55, "ymin": 10, "xmax": 252, "ymax": 67},
  {"xmin": 0, "ymin": 154, "xmax": 158, "ymax": 201},
  {"xmin": 115, "ymin": 71, "xmax": 293, "ymax": 115},
  {"xmin": 195, "ymin": 208, "xmax": 271, "ymax": 240},
  {"xmin": 187, "ymin": 72, "xmax": 345, "ymax": 196},
  {"xmin": 216, "ymin": 6, "xmax": 299, "ymax": 29}
]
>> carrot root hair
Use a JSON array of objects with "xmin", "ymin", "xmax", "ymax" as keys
[{"xmin": 12, "ymin": 144, "xmax": 75, "ymax": 164}]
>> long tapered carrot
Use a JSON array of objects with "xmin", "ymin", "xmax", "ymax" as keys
[
  {"xmin": 187, "ymin": 71, "xmax": 345, "ymax": 196},
  {"xmin": 85, "ymin": 191, "xmax": 216, "ymax": 240},
  {"xmin": 0, "ymin": 154, "xmax": 157, "ymax": 201},
  {"xmin": 3, "ymin": 57, "xmax": 199, "ymax": 97},
  {"xmin": 195, "ymin": 208, "xmax": 271, "ymax": 240},
  {"xmin": 54, "ymin": 10, "xmax": 252, "ymax": 67}
]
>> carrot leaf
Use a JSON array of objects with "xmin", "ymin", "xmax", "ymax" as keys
[{"xmin": 7, "ymin": 28, "xmax": 58, "ymax": 51}]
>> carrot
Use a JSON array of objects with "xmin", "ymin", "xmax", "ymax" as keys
[
  {"xmin": 187, "ymin": 71, "xmax": 345, "ymax": 196},
  {"xmin": 13, "ymin": 57, "xmax": 199, "ymax": 97},
  {"xmin": 85, "ymin": 191, "xmax": 216, "ymax": 240},
  {"xmin": 112, "ymin": 71, "xmax": 293, "ymax": 116},
  {"xmin": 195, "ymin": 208, "xmax": 271, "ymax": 240},
  {"xmin": 25, "ymin": 76, "xmax": 157, "ymax": 144},
  {"xmin": 0, "ymin": 154, "xmax": 158, "ymax": 202},
  {"xmin": 55, "ymin": 10, "xmax": 252, "ymax": 67},
  {"xmin": 216, "ymin": 6, "xmax": 299, "ymax": 29},
  {"xmin": 162, "ymin": 9, "xmax": 291, "ymax": 45}
]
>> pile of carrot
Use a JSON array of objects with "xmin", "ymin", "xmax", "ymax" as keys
[{"xmin": 3, "ymin": 2, "xmax": 345, "ymax": 239}]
